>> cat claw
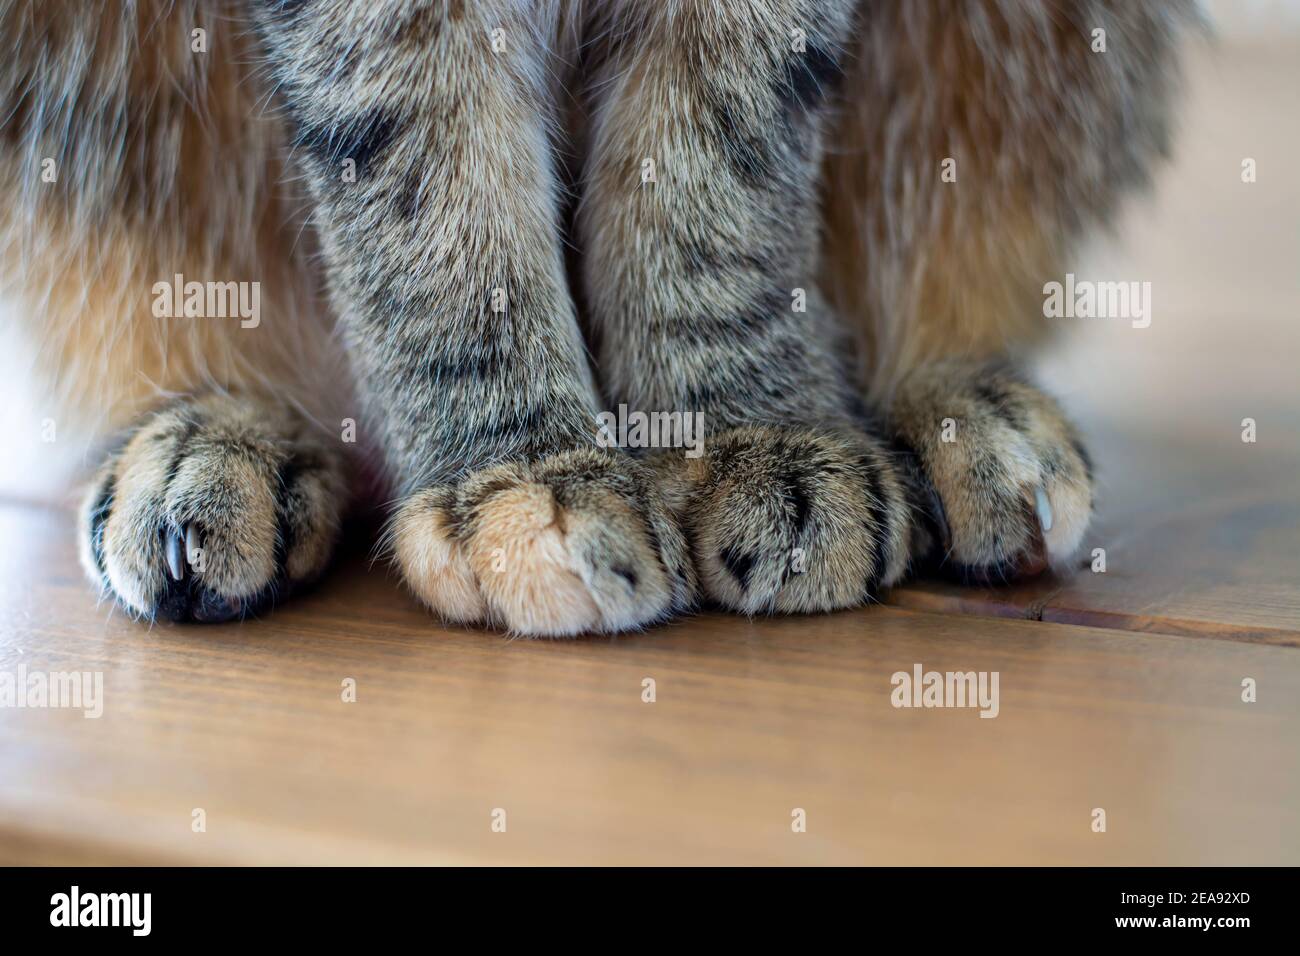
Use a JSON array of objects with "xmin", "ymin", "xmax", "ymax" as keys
[
  {"xmin": 1034, "ymin": 486, "xmax": 1054, "ymax": 533},
  {"xmin": 164, "ymin": 523, "xmax": 204, "ymax": 582},
  {"xmin": 165, "ymin": 527, "xmax": 186, "ymax": 582},
  {"xmin": 185, "ymin": 523, "xmax": 202, "ymax": 569}
]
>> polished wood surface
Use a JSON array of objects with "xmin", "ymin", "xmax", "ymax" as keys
[{"xmin": 1, "ymin": 505, "xmax": 1296, "ymax": 865}]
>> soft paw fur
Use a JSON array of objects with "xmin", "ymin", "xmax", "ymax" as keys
[
  {"xmin": 655, "ymin": 425, "xmax": 916, "ymax": 615},
  {"xmin": 888, "ymin": 363, "xmax": 1094, "ymax": 582},
  {"xmin": 79, "ymin": 395, "xmax": 347, "ymax": 622},
  {"xmin": 390, "ymin": 449, "xmax": 696, "ymax": 637}
]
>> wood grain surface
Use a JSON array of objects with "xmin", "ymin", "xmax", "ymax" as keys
[{"xmin": 1, "ymin": 504, "xmax": 1297, "ymax": 865}]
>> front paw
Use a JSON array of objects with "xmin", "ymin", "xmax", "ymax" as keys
[
  {"xmin": 390, "ymin": 449, "xmax": 696, "ymax": 637},
  {"xmin": 80, "ymin": 396, "xmax": 347, "ymax": 622},
  {"xmin": 889, "ymin": 363, "xmax": 1093, "ymax": 582},
  {"xmin": 656, "ymin": 425, "xmax": 914, "ymax": 615}
]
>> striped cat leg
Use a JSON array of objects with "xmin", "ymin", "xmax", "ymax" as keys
[
  {"xmin": 255, "ymin": 0, "xmax": 693, "ymax": 635},
  {"xmin": 578, "ymin": 0, "xmax": 920, "ymax": 613}
]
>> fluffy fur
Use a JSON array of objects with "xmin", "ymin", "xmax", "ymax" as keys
[{"xmin": 0, "ymin": 0, "xmax": 1194, "ymax": 634}]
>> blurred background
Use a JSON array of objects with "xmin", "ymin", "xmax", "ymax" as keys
[{"xmin": 1033, "ymin": 0, "xmax": 1299, "ymax": 548}]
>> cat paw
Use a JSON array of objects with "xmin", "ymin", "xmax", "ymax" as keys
[
  {"xmin": 390, "ymin": 449, "xmax": 696, "ymax": 637},
  {"xmin": 655, "ymin": 425, "xmax": 915, "ymax": 615},
  {"xmin": 888, "ymin": 363, "xmax": 1093, "ymax": 582},
  {"xmin": 79, "ymin": 395, "xmax": 347, "ymax": 622}
]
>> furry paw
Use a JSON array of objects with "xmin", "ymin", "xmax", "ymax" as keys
[
  {"xmin": 79, "ymin": 395, "xmax": 347, "ymax": 622},
  {"xmin": 390, "ymin": 449, "xmax": 696, "ymax": 637},
  {"xmin": 888, "ymin": 363, "xmax": 1093, "ymax": 582},
  {"xmin": 657, "ymin": 425, "xmax": 914, "ymax": 615}
]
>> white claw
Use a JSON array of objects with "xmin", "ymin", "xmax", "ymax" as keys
[
  {"xmin": 185, "ymin": 523, "xmax": 202, "ymax": 569},
  {"xmin": 165, "ymin": 530, "xmax": 185, "ymax": 582},
  {"xmin": 1034, "ymin": 486, "xmax": 1054, "ymax": 534}
]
